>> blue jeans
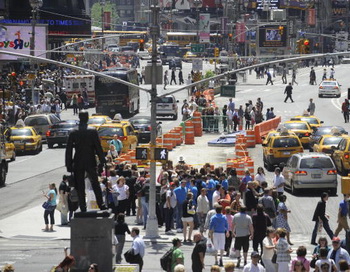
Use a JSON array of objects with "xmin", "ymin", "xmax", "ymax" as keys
[
  {"xmin": 115, "ymin": 234, "xmax": 126, "ymax": 263},
  {"xmin": 311, "ymin": 220, "xmax": 334, "ymax": 243},
  {"xmin": 176, "ymin": 203, "xmax": 184, "ymax": 229},
  {"xmin": 141, "ymin": 197, "xmax": 149, "ymax": 228}
]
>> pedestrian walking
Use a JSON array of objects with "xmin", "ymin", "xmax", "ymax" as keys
[
  {"xmin": 171, "ymin": 238, "xmax": 184, "ymax": 272},
  {"xmin": 334, "ymin": 194, "xmax": 350, "ymax": 237},
  {"xmin": 281, "ymin": 67, "xmax": 287, "ymax": 84},
  {"xmin": 127, "ymin": 227, "xmax": 145, "ymax": 272},
  {"xmin": 58, "ymin": 175, "xmax": 69, "ymax": 226},
  {"xmin": 164, "ymin": 70, "xmax": 169, "ymax": 90},
  {"xmin": 311, "ymin": 192, "xmax": 335, "ymax": 245},
  {"xmin": 141, "ymin": 67, "xmax": 145, "ymax": 83},
  {"xmin": 179, "ymin": 69, "xmax": 184, "ymax": 85},
  {"xmin": 242, "ymin": 251, "xmax": 266, "ymax": 271},
  {"xmin": 72, "ymin": 94, "xmax": 78, "ymax": 115},
  {"xmin": 115, "ymin": 213, "xmax": 131, "ymax": 264},
  {"xmin": 170, "ymin": 68, "xmax": 177, "ymax": 85},
  {"xmin": 275, "ymin": 228, "xmax": 293, "ymax": 272},
  {"xmin": 308, "ymin": 98, "xmax": 316, "ymax": 115},
  {"xmin": 266, "ymin": 70, "xmax": 273, "ymax": 85},
  {"xmin": 310, "ymin": 67, "xmax": 316, "ymax": 85},
  {"xmin": 330, "ymin": 68, "xmax": 335, "ymax": 79},
  {"xmin": 262, "ymin": 227, "xmax": 276, "ymax": 272},
  {"xmin": 244, "ymin": 107, "xmax": 251, "ymax": 130},
  {"xmin": 284, "ymin": 83, "xmax": 294, "ymax": 103},
  {"xmin": 322, "ymin": 68, "xmax": 327, "ymax": 80},
  {"xmin": 42, "ymin": 183, "xmax": 57, "ymax": 232},
  {"xmin": 252, "ymin": 204, "xmax": 272, "ymax": 254},
  {"xmin": 191, "ymin": 233, "xmax": 207, "ymax": 272},
  {"xmin": 341, "ymin": 99, "xmax": 349, "ymax": 123},
  {"xmin": 291, "ymin": 69, "xmax": 298, "ymax": 85},
  {"xmin": 276, "ymin": 195, "xmax": 293, "ymax": 245}
]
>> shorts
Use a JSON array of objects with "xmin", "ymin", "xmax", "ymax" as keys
[
  {"xmin": 234, "ymin": 235, "xmax": 249, "ymax": 252},
  {"xmin": 213, "ymin": 232, "xmax": 226, "ymax": 251},
  {"xmin": 182, "ymin": 217, "xmax": 194, "ymax": 223}
]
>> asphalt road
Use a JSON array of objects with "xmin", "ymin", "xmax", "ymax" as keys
[{"xmin": 1, "ymin": 60, "xmax": 350, "ymax": 271}]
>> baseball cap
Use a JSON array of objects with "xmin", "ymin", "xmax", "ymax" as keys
[
  {"xmin": 251, "ymin": 251, "xmax": 260, "ymax": 257},
  {"xmin": 332, "ymin": 237, "xmax": 341, "ymax": 242}
]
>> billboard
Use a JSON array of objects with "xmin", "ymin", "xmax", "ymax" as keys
[
  {"xmin": 0, "ymin": 24, "xmax": 47, "ymax": 60},
  {"xmin": 259, "ymin": 26, "xmax": 287, "ymax": 47},
  {"xmin": 256, "ymin": 0, "xmax": 279, "ymax": 10},
  {"xmin": 279, "ymin": 0, "xmax": 307, "ymax": 9},
  {"xmin": 332, "ymin": 0, "xmax": 348, "ymax": 16}
]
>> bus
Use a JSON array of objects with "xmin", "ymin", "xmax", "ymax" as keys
[
  {"xmin": 95, "ymin": 68, "xmax": 140, "ymax": 118},
  {"xmin": 166, "ymin": 32, "xmax": 223, "ymax": 47},
  {"xmin": 92, "ymin": 30, "xmax": 148, "ymax": 46},
  {"xmin": 63, "ymin": 75, "xmax": 95, "ymax": 106}
]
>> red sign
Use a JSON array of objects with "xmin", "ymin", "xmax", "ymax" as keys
[
  {"xmin": 104, "ymin": 12, "xmax": 111, "ymax": 30},
  {"xmin": 235, "ymin": 22, "xmax": 246, "ymax": 43},
  {"xmin": 308, "ymin": 9, "xmax": 316, "ymax": 26}
]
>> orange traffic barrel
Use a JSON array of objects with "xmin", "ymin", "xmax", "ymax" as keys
[
  {"xmin": 246, "ymin": 130, "xmax": 256, "ymax": 148},
  {"xmin": 234, "ymin": 159, "xmax": 245, "ymax": 179},
  {"xmin": 168, "ymin": 130, "xmax": 177, "ymax": 149},
  {"xmin": 227, "ymin": 159, "xmax": 235, "ymax": 170},
  {"xmin": 236, "ymin": 149, "xmax": 249, "ymax": 159},
  {"xmin": 185, "ymin": 120, "xmax": 195, "ymax": 145},
  {"xmin": 235, "ymin": 143, "xmax": 247, "ymax": 151},
  {"xmin": 163, "ymin": 133, "xmax": 173, "ymax": 151},
  {"xmin": 245, "ymin": 158, "xmax": 254, "ymax": 175},
  {"xmin": 156, "ymin": 137, "xmax": 163, "ymax": 147},
  {"xmin": 174, "ymin": 126, "xmax": 183, "ymax": 145},
  {"xmin": 192, "ymin": 111, "xmax": 203, "ymax": 137},
  {"xmin": 236, "ymin": 135, "xmax": 247, "ymax": 145}
]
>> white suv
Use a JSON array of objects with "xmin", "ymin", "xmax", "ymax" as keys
[
  {"xmin": 318, "ymin": 80, "xmax": 341, "ymax": 98},
  {"xmin": 155, "ymin": 95, "xmax": 179, "ymax": 120}
]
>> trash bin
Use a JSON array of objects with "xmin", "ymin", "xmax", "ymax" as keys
[{"xmin": 341, "ymin": 175, "xmax": 350, "ymax": 194}]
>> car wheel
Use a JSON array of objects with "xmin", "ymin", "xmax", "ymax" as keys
[
  {"xmin": 291, "ymin": 180, "xmax": 298, "ymax": 195},
  {"xmin": 47, "ymin": 142, "xmax": 54, "ymax": 149},
  {"xmin": 0, "ymin": 161, "xmax": 7, "ymax": 187},
  {"xmin": 10, "ymin": 152, "xmax": 16, "ymax": 162},
  {"xmin": 173, "ymin": 113, "xmax": 178, "ymax": 120},
  {"xmin": 330, "ymin": 188, "xmax": 337, "ymax": 196},
  {"xmin": 38, "ymin": 144, "xmax": 43, "ymax": 152}
]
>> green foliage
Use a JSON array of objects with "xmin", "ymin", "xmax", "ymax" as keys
[
  {"xmin": 91, "ymin": 2, "xmax": 119, "ymax": 29},
  {"xmin": 204, "ymin": 70, "xmax": 215, "ymax": 79}
]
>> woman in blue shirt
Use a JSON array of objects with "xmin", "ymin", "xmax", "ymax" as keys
[{"xmin": 43, "ymin": 183, "xmax": 57, "ymax": 232}]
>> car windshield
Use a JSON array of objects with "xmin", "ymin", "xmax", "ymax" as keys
[
  {"xmin": 25, "ymin": 117, "xmax": 49, "ymax": 126},
  {"xmin": 284, "ymin": 123, "xmax": 308, "ymax": 130},
  {"xmin": 98, "ymin": 127, "xmax": 124, "ymax": 137},
  {"xmin": 156, "ymin": 97, "xmax": 174, "ymax": 103},
  {"xmin": 300, "ymin": 157, "xmax": 334, "ymax": 168},
  {"xmin": 88, "ymin": 118, "xmax": 106, "ymax": 125},
  {"xmin": 315, "ymin": 127, "xmax": 346, "ymax": 136},
  {"xmin": 11, "ymin": 129, "xmax": 33, "ymax": 136},
  {"xmin": 321, "ymin": 81, "xmax": 337, "ymax": 86},
  {"xmin": 273, "ymin": 138, "xmax": 300, "ymax": 147},
  {"xmin": 300, "ymin": 117, "xmax": 318, "ymax": 124},
  {"xmin": 131, "ymin": 119, "xmax": 150, "ymax": 125},
  {"xmin": 323, "ymin": 137, "xmax": 342, "ymax": 145}
]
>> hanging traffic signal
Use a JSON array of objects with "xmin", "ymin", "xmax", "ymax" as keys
[
  {"xmin": 296, "ymin": 39, "xmax": 304, "ymax": 54},
  {"xmin": 278, "ymin": 26, "xmax": 284, "ymax": 35},
  {"xmin": 139, "ymin": 39, "xmax": 145, "ymax": 51},
  {"xmin": 228, "ymin": 33, "xmax": 233, "ymax": 42},
  {"xmin": 214, "ymin": 47, "xmax": 220, "ymax": 57},
  {"xmin": 304, "ymin": 39, "xmax": 310, "ymax": 54}
]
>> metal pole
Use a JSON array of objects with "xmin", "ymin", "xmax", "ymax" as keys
[
  {"xmin": 145, "ymin": 3, "xmax": 160, "ymax": 238},
  {"xmin": 30, "ymin": 8, "xmax": 35, "ymax": 105},
  {"xmin": 101, "ymin": 2, "xmax": 105, "ymax": 51}
]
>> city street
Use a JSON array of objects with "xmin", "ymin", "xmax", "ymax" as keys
[{"xmin": 1, "ymin": 60, "xmax": 350, "ymax": 271}]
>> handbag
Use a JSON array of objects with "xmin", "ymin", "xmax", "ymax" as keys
[
  {"xmin": 206, "ymin": 240, "xmax": 217, "ymax": 256},
  {"xmin": 42, "ymin": 201, "xmax": 55, "ymax": 212},
  {"xmin": 271, "ymin": 252, "xmax": 277, "ymax": 264},
  {"xmin": 124, "ymin": 248, "xmax": 137, "ymax": 263},
  {"xmin": 310, "ymin": 256, "xmax": 318, "ymax": 268},
  {"xmin": 187, "ymin": 200, "xmax": 196, "ymax": 215}
]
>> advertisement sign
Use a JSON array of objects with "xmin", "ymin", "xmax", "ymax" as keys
[
  {"xmin": 308, "ymin": 9, "xmax": 316, "ymax": 26},
  {"xmin": 259, "ymin": 26, "xmax": 287, "ymax": 47},
  {"xmin": 256, "ymin": 0, "xmax": 279, "ymax": 10},
  {"xmin": 332, "ymin": 0, "xmax": 348, "ymax": 16},
  {"xmin": 199, "ymin": 13, "xmax": 210, "ymax": 33},
  {"xmin": 199, "ymin": 33, "xmax": 210, "ymax": 43},
  {"xmin": 0, "ymin": 24, "xmax": 47, "ymax": 60},
  {"xmin": 235, "ymin": 22, "xmax": 246, "ymax": 43},
  {"xmin": 104, "ymin": 12, "xmax": 111, "ymax": 30},
  {"xmin": 279, "ymin": 0, "xmax": 307, "ymax": 9}
]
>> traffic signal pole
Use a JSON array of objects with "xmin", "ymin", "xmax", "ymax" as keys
[{"xmin": 145, "ymin": 3, "xmax": 160, "ymax": 238}]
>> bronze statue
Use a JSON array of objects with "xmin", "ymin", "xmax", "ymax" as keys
[{"xmin": 65, "ymin": 111, "xmax": 107, "ymax": 212}]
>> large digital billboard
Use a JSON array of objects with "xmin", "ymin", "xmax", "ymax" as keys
[
  {"xmin": 0, "ymin": 24, "xmax": 47, "ymax": 60},
  {"xmin": 259, "ymin": 26, "xmax": 287, "ymax": 47}
]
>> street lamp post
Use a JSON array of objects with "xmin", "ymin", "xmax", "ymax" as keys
[
  {"xmin": 193, "ymin": 0, "xmax": 202, "ymax": 44},
  {"xmin": 100, "ymin": 0, "xmax": 106, "ymax": 51},
  {"xmin": 29, "ymin": 0, "xmax": 43, "ymax": 105}
]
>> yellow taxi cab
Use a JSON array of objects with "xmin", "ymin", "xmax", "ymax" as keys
[
  {"xmin": 5, "ymin": 126, "xmax": 42, "ymax": 154},
  {"xmin": 97, "ymin": 120, "xmax": 138, "ymax": 153},
  {"xmin": 312, "ymin": 134, "xmax": 346, "ymax": 154},
  {"xmin": 183, "ymin": 51, "xmax": 197, "ymax": 62},
  {"xmin": 262, "ymin": 128, "xmax": 304, "ymax": 171},
  {"xmin": 290, "ymin": 115, "xmax": 323, "ymax": 129},
  {"xmin": 282, "ymin": 120, "xmax": 313, "ymax": 148},
  {"xmin": 5, "ymin": 142, "xmax": 16, "ymax": 161},
  {"xmin": 87, "ymin": 114, "xmax": 112, "ymax": 129},
  {"xmin": 331, "ymin": 135, "xmax": 350, "ymax": 175}
]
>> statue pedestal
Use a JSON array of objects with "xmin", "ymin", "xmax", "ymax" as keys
[{"xmin": 71, "ymin": 211, "xmax": 114, "ymax": 272}]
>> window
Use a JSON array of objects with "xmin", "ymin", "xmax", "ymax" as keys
[
  {"xmin": 273, "ymin": 138, "xmax": 299, "ymax": 148},
  {"xmin": 11, "ymin": 129, "xmax": 33, "ymax": 136},
  {"xmin": 323, "ymin": 137, "xmax": 342, "ymax": 146},
  {"xmin": 98, "ymin": 127, "xmax": 123, "ymax": 137},
  {"xmin": 300, "ymin": 157, "xmax": 334, "ymax": 169},
  {"xmin": 290, "ymin": 156, "xmax": 298, "ymax": 168},
  {"xmin": 339, "ymin": 139, "xmax": 347, "ymax": 151}
]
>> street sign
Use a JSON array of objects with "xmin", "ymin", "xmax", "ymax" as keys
[
  {"xmin": 191, "ymin": 44, "xmax": 205, "ymax": 53},
  {"xmin": 136, "ymin": 147, "xmax": 149, "ymax": 160},
  {"xmin": 192, "ymin": 59, "xmax": 203, "ymax": 71},
  {"xmin": 220, "ymin": 85, "xmax": 236, "ymax": 97},
  {"xmin": 154, "ymin": 147, "xmax": 168, "ymax": 161}
]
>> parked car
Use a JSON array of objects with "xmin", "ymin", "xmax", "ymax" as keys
[
  {"xmin": 283, "ymin": 153, "xmax": 337, "ymax": 195},
  {"xmin": 318, "ymin": 80, "xmax": 341, "ymax": 98},
  {"xmin": 46, "ymin": 120, "xmax": 79, "ymax": 148},
  {"xmin": 155, "ymin": 95, "xmax": 179, "ymax": 120},
  {"xmin": 129, "ymin": 116, "xmax": 162, "ymax": 143},
  {"xmin": 24, "ymin": 114, "xmax": 61, "ymax": 140}
]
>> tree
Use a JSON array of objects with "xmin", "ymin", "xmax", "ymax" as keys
[{"xmin": 91, "ymin": 1, "xmax": 119, "ymax": 29}]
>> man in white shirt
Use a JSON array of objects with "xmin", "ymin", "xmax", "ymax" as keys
[
  {"xmin": 243, "ymin": 251, "xmax": 266, "ymax": 272},
  {"xmin": 130, "ymin": 227, "xmax": 145, "ymax": 272},
  {"xmin": 212, "ymin": 184, "xmax": 221, "ymax": 206},
  {"xmin": 273, "ymin": 167, "xmax": 285, "ymax": 196},
  {"xmin": 164, "ymin": 182, "xmax": 177, "ymax": 234}
]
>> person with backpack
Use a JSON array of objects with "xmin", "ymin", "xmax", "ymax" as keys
[{"xmin": 171, "ymin": 238, "xmax": 184, "ymax": 272}]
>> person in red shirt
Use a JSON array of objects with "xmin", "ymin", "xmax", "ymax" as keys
[{"xmin": 341, "ymin": 99, "xmax": 349, "ymax": 123}]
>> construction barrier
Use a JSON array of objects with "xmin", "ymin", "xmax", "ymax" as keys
[
  {"xmin": 192, "ymin": 111, "xmax": 203, "ymax": 137},
  {"xmin": 185, "ymin": 120, "xmax": 195, "ymax": 144},
  {"xmin": 174, "ymin": 126, "xmax": 183, "ymax": 145},
  {"xmin": 234, "ymin": 159, "xmax": 246, "ymax": 179},
  {"xmin": 245, "ymin": 158, "xmax": 254, "ymax": 176},
  {"xmin": 163, "ymin": 133, "xmax": 173, "ymax": 151},
  {"xmin": 254, "ymin": 116, "xmax": 281, "ymax": 144},
  {"xmin": 168, "ymin": 130, "xmax": 177, "ymax": 149},
  {"xmin": 246, "ymin": 130, "xmax": 256, "ymax": 148},
  {"xmin": 156, "ymin": 137, "xmax": 163, "ymax": 147},
  {"xmin": 236, "ymin": 134, "xmax": 247, "ymax": 145}
]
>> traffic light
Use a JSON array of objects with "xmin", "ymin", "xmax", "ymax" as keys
[
  {"xmin": 228, "ymin": 33, "xmax": 233, "ymax": 42},
  {"xmin": 136, "ymin": 147, "xmax": 149, "ymax": 160},
  {"xmin": 296, "ymin": 39, "xmax": 304, "ymax": 54},
  {"xmin": 304, "ymin": 39, "xmax": 310, "ymax": 54},
  {"xmin": 9, "ymin": 72, "xmax": 16, "ymax": 84},
  {"xmin": 154, "ymin": 148, "xmax": 168, "ymax": 161},
  {"xmin": 214, "ymin": 47, "xmax": 220, "ymax": 57},
  {"xmin": 278, "ymin": 26, "xmax": 284, "ymax": 35},
  {"xmin": 139, "ymin": 39, "xmax": 145, "ymax": 51}
]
